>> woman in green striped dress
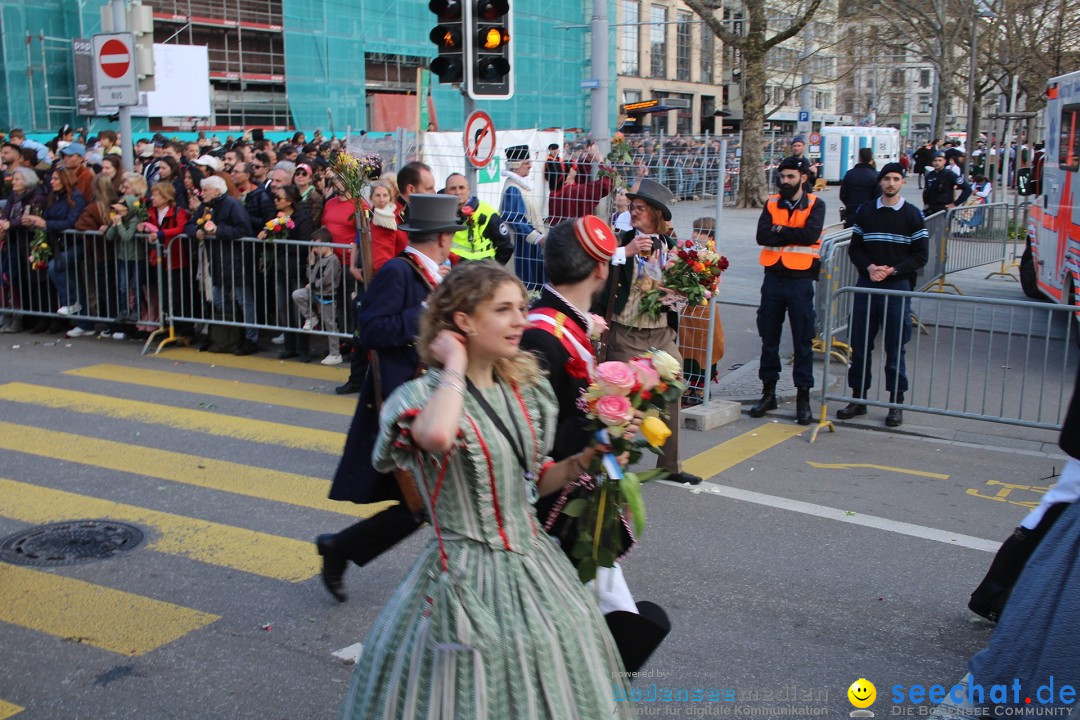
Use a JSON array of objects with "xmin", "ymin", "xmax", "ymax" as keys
[{"xmin": 340, "ymin": 261, "xmax": 632, "ymax": 720}]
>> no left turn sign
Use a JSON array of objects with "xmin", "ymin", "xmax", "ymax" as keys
[{"xmin": 464, "ymin": 111, "xmax": 496, "ymax": 169}]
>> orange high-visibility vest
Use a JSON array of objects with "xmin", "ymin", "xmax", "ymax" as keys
[{"xmin": 759, "ymin": 194, "xmax": 823, "ymax": 271}]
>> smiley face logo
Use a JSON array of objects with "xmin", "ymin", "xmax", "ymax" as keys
[{"xmin": 848, "ymin": 678, "xmax": 876, "ymax": 709}]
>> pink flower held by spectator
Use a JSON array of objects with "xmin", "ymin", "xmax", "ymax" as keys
[
  {"xmin": 594, "ymin": 394, "xmax": 634, "ymax": 427},
  {"xmin": 594, "ymin": 361, "xmax": 637, "ymax": 396},
  {"xmin": 629, "ymin": 358, "xmax": 660, "ymax": 391}
]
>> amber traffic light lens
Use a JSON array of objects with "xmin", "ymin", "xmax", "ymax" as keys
[
  {"xmin": 481, "ymin": 27, "xmax": 509, "ymax": 49},
  {"xmin": 429, "ymin": 25, "xmax": 462, "ymax": 48}
]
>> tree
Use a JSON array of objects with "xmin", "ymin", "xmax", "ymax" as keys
[{"xmin": 684, "ymin": 0, "xmax": 825, "ymax": 207}]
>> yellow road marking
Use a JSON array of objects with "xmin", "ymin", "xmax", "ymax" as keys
[
  {"xmin": 66, "ymin": 364, "xmax": 357, "ymax": 416},
  {"xmin": 0, "ymin": 564, "xmax": 218, "ymax": 657},
  {"xmin": 966, "ymin": 480, "xmax": 1052, "ymax": 509},
  {"xmin": 806, "ymin": 461, "xmax": 950, "ymax": 480},
  {"xmin": 0, "ymin": 383, "xmax": 344, "ymax": 455},
  {"xmin": 0, "ymin": 478, "xmax": 318, "ymax": 582},
  {"xmin": 153, "ymin": 346, "xmax": 348, "ymax": 382},
  {"xmin": 0, "ymin": 421, "xmax": 388, "ymax": 520},
  {"xmin": 681, "ymin": 423, "xmax": 807, "ymax": 481},
  {"xmin": 0, "ymin": 700, "xmax": 24, "ymax": 719}
]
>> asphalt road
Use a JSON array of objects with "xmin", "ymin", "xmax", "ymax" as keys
[{"xmin": 0, "ymin": 179, "xmax": 1072, "ymax": 719}]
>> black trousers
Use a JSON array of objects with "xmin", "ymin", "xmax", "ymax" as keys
[{"xmin": 334, "ymin": 504, "xmax": 423, "ymax": 567}]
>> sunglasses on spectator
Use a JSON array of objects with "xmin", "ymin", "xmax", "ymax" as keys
[{"xmin": 295, "ymin": 169, "xmax": 308, "ymax": 176}]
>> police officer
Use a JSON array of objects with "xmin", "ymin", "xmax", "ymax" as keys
[
  {"xmin": 781, "ymin": 136, "xmax": 816, "ymax": 194},
  {"xmin": 443, "ymin": 172, "xmax": 513, "ymax": 264},
  {"xmin": 750, "ymin": 157, "xmax": 826, "ymax": 425},
  {"xmin": 923, "ymin": 151, "xmax": 971, "ymax": 215}
]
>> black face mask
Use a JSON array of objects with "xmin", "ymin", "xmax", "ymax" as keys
[{"xmin": 778, "ymin": 183, "xmax": 799, "ymax": 200}]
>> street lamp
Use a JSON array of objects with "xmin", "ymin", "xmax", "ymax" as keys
[{"xmin": 965, "ymin": 1, "xmax": 997, "ymax": 159}]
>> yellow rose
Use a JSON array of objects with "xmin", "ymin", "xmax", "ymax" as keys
[
  {"xmin": 641, "ymin": 416, "xmax": 672, "ymax": 448},
  {"xmin": 649, "ymin": 350, "xmax": 681, "ymax": 381}
]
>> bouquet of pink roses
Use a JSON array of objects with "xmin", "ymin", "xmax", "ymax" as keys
[{"xmin": 560, "ymin": 350, "xmax": 686, "ymax": 582}]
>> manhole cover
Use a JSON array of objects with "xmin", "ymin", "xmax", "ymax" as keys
[{"xmin": 0, "ymin": 520, "xmax": 144, "ymax": 567}]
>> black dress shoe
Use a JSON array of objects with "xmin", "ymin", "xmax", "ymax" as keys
[
  {"xmin": 29, "ymin": 321, "xmax": 50, "ymax": 334},
  {"xmin": 668, "ymin": 471, "xmax": 703, "ymax": 485},
  {"xmin": 197, "ymin": 335, "xmax": 212, "ymax": 352},
  {"xmin": 315, "ymin": 534, "xmax": 347, "ymax": 603},
  {"xmin": 835, "ymin": 402, "xmax": 867, "ymax": 419},
  {"xmin": 335, "ymin": 381, "xmax": 362, "ymax": 395},
  {"xmin": 277, "ymin": 349, "xmax": 299, "ymax": 360},
  {"xmin": 297, "ymin": 353, "xmax": 312, "ymax": 364},
  {"xmin": 885, "ymin": 407, "xmax": 903, "ymax": 427},
  {"xmin": 234, "ymin": 340, "xmax": 259, "ymax": 356}
]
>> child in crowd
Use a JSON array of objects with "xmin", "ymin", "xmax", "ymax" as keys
[
  {"xmin": 292, "ymin": 227, "xmax": 343, "ymax": 365},
  {"xmin": 103, "ymin": 194, "xmax": 145, "ymax": 339}
]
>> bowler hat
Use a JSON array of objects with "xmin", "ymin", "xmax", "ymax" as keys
[
  {"xmin": 626, "ymin": 178, "xmax": 674, "ymax": 221},
  {"xmin": 399, "ymin": 194, "xmax": 465, "ymax": 234}
]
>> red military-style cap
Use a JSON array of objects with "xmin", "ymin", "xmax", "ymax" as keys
[{"xmin": 574, "ymin": 215, "xmax": 617, "ymax": 262}]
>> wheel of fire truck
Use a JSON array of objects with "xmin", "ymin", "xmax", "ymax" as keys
[{"xmin": 1019, "ymin": 241, "xmax": 1041, "ymax": 299}]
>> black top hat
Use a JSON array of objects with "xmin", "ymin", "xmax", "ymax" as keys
[
  {"xmin": 506, "ymin": 145, "xmax": 530, "ymax": 163},
  {"xmin": 626, "ymin": 178, "xmax": 674, "ymax": 221},
  {"xmin": 399, "ymin": 194, "xmax": 465, "ymax": 234}
]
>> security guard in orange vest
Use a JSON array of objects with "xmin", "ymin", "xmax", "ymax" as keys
[{"xmin": 750, "ymin": 156, "xmax": 826, "ymax": 425}]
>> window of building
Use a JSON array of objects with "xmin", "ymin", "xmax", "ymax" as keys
[
  {"xmin": 1059, "ymin": 104, "xmax": 1080, "ymax": 171},
  {"xmin": 920, "ymin": 69, "xmax": 931, "ymax": 88},
  {"xmin": 918, "ymin": 95, "xmax": 931, "ymax": 113},
  {"xmin": 814, "ymin": 91, "xmax": 831, "ymax": 111},
  {"xmin": 623, "ymin": 89, "xmax": 643, "ymax": 105},
  {"xmin": 676, "ymin": 12, "xmax": 692, "ymax": 81},
  {"xmin": 650, "ymin": 5, "xmax": 667, "ymax": 79},
  {"xmin": 620, "ymin": 0, "xmax": 640, "ymax": 76},
  {"xmin": 701, "ymin": 25, "xmax": 715, "ymax": 84}
]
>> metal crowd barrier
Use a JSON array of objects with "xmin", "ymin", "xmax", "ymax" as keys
[
  {"xmin": 922, "ymin": 202, "xmax": 1018, "ymax": 293},
  {"xmin": 0, "ymin": 227, "xmax": 165, "ymax": 351},
  {"xmin": 812, "ymin": 229, "xmax": 856, "ymax": 363},
  {"xmin": 677, "ymin": 297, "xmax": 722, "ymax": 406},
  {"xmin": 164, "ymin": 234, "xmax": 354, "ymax": 358},
  {"xmin": 811, "ymin": 286, "xmax": 1078, "ymax": 442}
]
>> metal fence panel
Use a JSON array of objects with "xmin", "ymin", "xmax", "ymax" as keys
[{"xmin": 817, "ymin": 286, "xmax": 1077, "ymax": 434}]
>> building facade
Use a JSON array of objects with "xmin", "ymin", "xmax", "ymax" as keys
[
  {"xmin": 614, "ymin": 0, "xmax": 727, "ymax": 135},
  {"xmin": 1, "ymin": 0, "xmax": 605, "ymax": 135}
]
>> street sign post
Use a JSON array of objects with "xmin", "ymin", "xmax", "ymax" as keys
[
  {"xmin": 797, "ymin": 109, "xmax": 811, "ymax": 137},
  {"xmin": 93, "ymin": 33, "xmax": 138, "ymax": 106}
]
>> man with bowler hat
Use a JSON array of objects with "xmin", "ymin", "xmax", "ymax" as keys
[
  {"xmin": 595, "ymin": 178, "xmax": 702, "ymax": 485},
  {"xmin": 316, "ymin": 194, "xmax": 463, "ymax": 602}
]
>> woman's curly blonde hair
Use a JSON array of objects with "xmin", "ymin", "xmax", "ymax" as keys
[{"xmin": 418, "ymin": 261, "xmax": 542, "ymax": 387}]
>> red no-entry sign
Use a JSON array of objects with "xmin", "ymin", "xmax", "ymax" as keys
[
  {"xmin": 92, "ymin": 33, "xmax": 138, "ymax": 107},
  {"xmin": 99, "ymin": 38, "xmax": 131, "ymax": 78}
]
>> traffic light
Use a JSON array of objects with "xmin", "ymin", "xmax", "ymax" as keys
[
  {"xmin": 464, "ymin": 0, "xmax": 514, "ymax": 100},
  {"xmin": 429, "ymin": 0, "xmax": 464, "ymax": 84}
]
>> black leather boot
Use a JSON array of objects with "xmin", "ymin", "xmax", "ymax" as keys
[
  {"xmin": 749, "ymin": 381, "xmax": 778, "ymax": 418},
  {"xmin": 796, "ymin": 387, "xmax": 813, "ymax": 425},
  {"xmin": 836, "ymin": 390, "xmax": 867, "ymax": 419},
  {"xmin": 315, "ymin": 533, "xmax": 348, "ymax": 603},
  {"xmin": 885, "ymin": 392, "xmax": 904, "ymax": 427}
]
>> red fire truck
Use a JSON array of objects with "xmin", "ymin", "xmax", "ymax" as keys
[{"xmin": 1023, "ymin": 70, "xmax": 1080, "ymax": 314}]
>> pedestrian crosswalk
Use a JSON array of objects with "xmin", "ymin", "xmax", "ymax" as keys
[{"xmin": 0, "ymin": 353, "xmax": 381, "ymax": 692}]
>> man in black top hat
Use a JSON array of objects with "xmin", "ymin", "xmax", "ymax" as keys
[{"xmin": 316, "ymin": 194, "xmax": 463, "ymax": 603}]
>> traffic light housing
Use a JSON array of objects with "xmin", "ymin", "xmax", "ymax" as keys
[
  {"xmin": 429, "ymin": 0, "xmax": 464, "ymax": 84},
  {"xmin": 464, "ymin": 0, "xmax": 514, "ymax": 99}
]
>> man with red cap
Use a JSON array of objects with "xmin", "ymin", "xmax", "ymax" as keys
[{"xmin": 521, "ymin": 216, "xmax": 671, "ymax": 674}]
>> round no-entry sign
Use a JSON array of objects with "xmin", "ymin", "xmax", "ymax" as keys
[{"xmin": 99, "ymin": 38, "xmax": 131, "ymax": 79}]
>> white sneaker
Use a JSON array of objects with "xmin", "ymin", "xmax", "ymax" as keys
[
  {"xmin": 65, "ymin": 326, "xmax": 94, "ymax": 338},
  {"xmin": 57, "ymin": 303, "xmax": 82, "ymax": 316},
  {"xmin": 320, "ymin": 353, "xmax": 343, "ymax": 366},
  {"xmin": 270, "ymin": 333, "xmax": 286, "ymax": 345},
  {"xmin": 111, "ymin": 331, "xmax": 126, "ymax": 341},
  {"xmin": 302, "ymin": 318, "xmax": 319, "ymax": 331},
  {"xmin": 98, "ymin": 330, "xmax": 113, "ymax": 338}
]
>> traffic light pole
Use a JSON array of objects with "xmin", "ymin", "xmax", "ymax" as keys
[
  {"xmin": 111, "ymin": 0, "xmax": 134, "ymax": 172},
  {"xmin": 463, "ymin": 92, "xmax": 478, "ymax": 197},
  {"xmin": 590, "ymin": 0, "xmax": 610, "ymax": 155}
]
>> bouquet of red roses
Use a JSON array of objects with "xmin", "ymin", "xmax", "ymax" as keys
[
  {"xmin": 560, "ymin": 350, "xmax": 686, "ymax": 582},
  {"xmin": 263, "ymin": 213, "xmax": 295, "ymax": 242},
  {"xmin": 639, "ymin": 237, "xmax": 729, "ymax": 318}
]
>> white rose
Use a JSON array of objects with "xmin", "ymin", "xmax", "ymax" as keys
[{"xmin": 649, "ymin": 350, "xmax": 681, "ymax": 381}]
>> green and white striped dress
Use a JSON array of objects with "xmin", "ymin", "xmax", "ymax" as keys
[{"xmin": 339, "ymin": 371, "xmax": 632, "ymax": 720}]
